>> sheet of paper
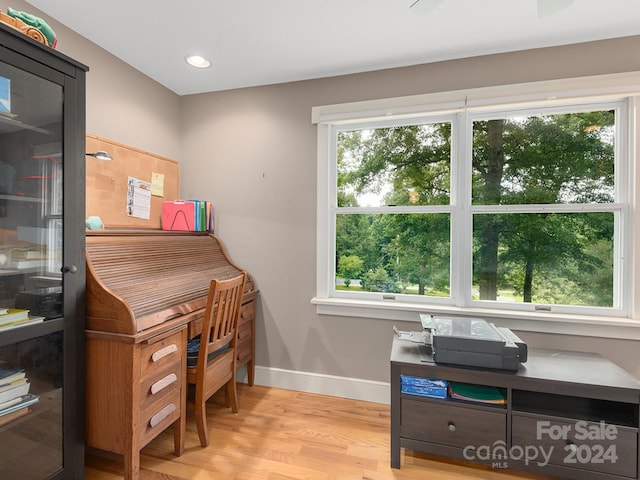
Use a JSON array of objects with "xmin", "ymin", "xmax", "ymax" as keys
[
  {"xmin": 151, "ymin": 172, "xmax": 165, "ymax": 197},
  {"xmin": 126, "ymin": 177, "xmax": 151, "ymax": 220}
]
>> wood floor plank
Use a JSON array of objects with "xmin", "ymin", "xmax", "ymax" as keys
[{"xmin": 85, "ymin": 384, "xmax": 553, "ymax": 480}]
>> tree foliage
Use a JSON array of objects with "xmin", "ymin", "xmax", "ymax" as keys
[
  {"xmin": 335, "ymin": 110, "xmax": 616, "ymax": 307},
  {"xmin": 337, "ymin": 255, "xmax": 364, "ymax": 287}
]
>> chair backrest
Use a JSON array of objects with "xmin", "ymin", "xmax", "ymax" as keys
[{"xmin": 199, "ymin": 272, "xmax": 246, "ymax": 362}]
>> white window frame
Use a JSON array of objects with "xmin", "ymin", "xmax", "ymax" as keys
[
  {"xmin": 463, "ymin": 101, "xmax": 629, "ymax": 316},
  {"xmin": 312, "ymin": 73, "xmax": 640, "ymax": 340}
]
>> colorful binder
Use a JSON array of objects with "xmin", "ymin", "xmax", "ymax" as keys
[{"xmin": 161, "ymin": 200, "xmax": 195, "ymax": 231}]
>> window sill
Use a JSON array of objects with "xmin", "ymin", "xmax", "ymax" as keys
[{"xmin": 310, "ymin": 297, "xmax": 640, "ymax": 341}]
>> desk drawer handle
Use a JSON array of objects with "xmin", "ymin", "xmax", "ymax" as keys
[
  {"xmin": 150, "ymin": 373, "xmax": 178, "ymax": 395},
  {"xmin": 152, "ymin": 344, "xmax": 178, "ymax": 362},
  {"xmin": 149, "ymin": 403, "xmax": 176, "ymax": 428},
  {"xmin": 448, "ymin": 422, "xmax": 456, "ymax": 433}
]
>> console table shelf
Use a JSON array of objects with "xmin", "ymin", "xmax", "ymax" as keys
[{"xmin": 390, "ymin": 337, "xmax": 640, "ymax": 480}]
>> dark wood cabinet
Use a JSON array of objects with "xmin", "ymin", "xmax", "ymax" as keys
[
  {"xmin": 0, "ymin": 24, "xmax": 87, "ymax": 479},
  {"xmin": 391, "ymin": 336, "xmax": 640, "ymax": 480}
]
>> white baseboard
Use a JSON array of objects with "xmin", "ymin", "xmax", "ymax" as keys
[{"xmin": 238, "ymin": 366, "xmax": 390, "ymax": 405}]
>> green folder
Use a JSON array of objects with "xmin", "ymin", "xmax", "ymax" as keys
[{"xmin": 448, "ymin": 382, "xmax": 506, "ymax": 403}]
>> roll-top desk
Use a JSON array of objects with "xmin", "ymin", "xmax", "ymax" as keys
[{"xmin": 85, "ymin": 231, "xmax": 259, "ymax": 480}]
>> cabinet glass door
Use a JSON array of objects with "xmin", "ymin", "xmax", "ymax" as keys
[{"xmin": 0, "ymin": 57, "xmax": 65, "ymax": 479}]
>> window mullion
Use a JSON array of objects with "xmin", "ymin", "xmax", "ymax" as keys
[{"xmin": 451, "ymin": 111, "xmax": 473, "ymax": 308}]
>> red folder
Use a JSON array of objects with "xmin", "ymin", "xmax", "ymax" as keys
[{"xmin": 161, "ymin": 200, "xmax": 195, "ymax": 231}]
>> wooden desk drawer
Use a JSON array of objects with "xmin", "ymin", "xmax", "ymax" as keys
[
  {"xmin": 237, "ymin": 321, "xmax": 251, "ymax": 345},
  {"xmin": 140, "ymin": 330, "xmax": 184, "ymax": 378},
  {"xmin": 140, "ymin": 362, "xmax": 182, "ymax": 411},
  {"xmin": 236, "ymin": 311, "xmax": 252, "ymax": 366},
  {"xmin": 238, "ymin": 302, "xmax": 254, "ymax": 328},
  {"xmin": 401, "ymin": 398, "xmax": 506, "ymax": 449},
  {"xmin": 140, "ymin": 388, "xmax": 182, "ymax": 447},
  {"xmin": 237, "ymin": 344, "xmax": 252, "ymax": 366},
  {"xmin": 512, "ymin": 414, "xmax": 637, "ymax": 478}
]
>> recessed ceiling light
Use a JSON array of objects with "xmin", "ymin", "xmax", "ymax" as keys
[{"xmin": 185, "ymin": 55, "xmax": 211, "ymax": 69}]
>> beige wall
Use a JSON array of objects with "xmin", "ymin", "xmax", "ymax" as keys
[
  {"xmin": 7, "ymin": 0, "xmax": 182, "ymax": 160},
  {"xmin": 11, "ymin": 0, "xmax": 640, "ymax": 384},
  {"xmin": 180, "ymin": 37, "xmax": 640, "ymax": 383}
]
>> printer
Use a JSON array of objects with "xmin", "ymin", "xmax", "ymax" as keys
[
  {"xmin": 15, "ymin": 286, "xmax": 62, "ymax": 319},
  {"xmin": 420, "ymin": 314, "xmax": 527, "ymax": 372}
]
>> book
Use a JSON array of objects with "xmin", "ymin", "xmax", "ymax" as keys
[
  {"xmin": 0, "ymin": 392, "xmax": 25, "ymax": 410},
  {"xmin": 0, "ymin": 75, "xmax": 9, "ymax": 114},
  {"xmin": 206, "ymin": 202, "xmax": 214, "ymax": 233},
  {"xmin": 0, "ymin": 307, "xmax": 7, "ymax": 315},
  {"xmin": 0, "ymin": 377, "xmax": 27, "ymax": 394},
  {"xmin": 11, "ymin": 249, "xmax": 47, "ymax": 260},
  {"xmin": 0, "ymin": 393, "xmax": 38, "ymax": 416},
  {"xmin": 0, "ymin": 405, "xmax": 31, "ymax": 427},
  {"xmin": 0, "ymin": 381, "xmax": 29, "ymax": 404},
  {"xmin": 0, "ymin": 368, "xmax": 25, "ymax": 384},
  {"xmin": 0, "ymin": 316, "xmax": 44, "ymax": 332},
  {"xmin": 0, "ymin": 309, "xmax": 29, "ymax": 324},
  {"xmin": 193, "ymin": 200, "xmax": 200, "ymax": 231},
  {"xmin": 10, "ymin": 259, "xmax": 48, "ymax": 269},
  {"xmin": 199, "ymin": 200, "xmax": 206, "ymax": 231}
]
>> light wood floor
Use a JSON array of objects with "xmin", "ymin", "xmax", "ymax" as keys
[{"xmin": 85, "ymin": 384, "xmax": 553, "ymax": 480}]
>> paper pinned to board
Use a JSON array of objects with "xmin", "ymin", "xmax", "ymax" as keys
[
  {"xmin": 151, "ymin": 172, "xmax": 165, "ymax": 197},
  {"xmin": 126, "ymin": 177, "xmax": 151, "ymax": 220}
]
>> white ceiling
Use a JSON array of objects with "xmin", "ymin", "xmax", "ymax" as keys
[{"xmin": 24, "ymin": 0, "xmax": 640, "ymax": 96}]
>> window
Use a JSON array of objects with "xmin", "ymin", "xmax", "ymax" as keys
[{"xmin": 313, "ymin": 78, "xmax": 639, "ymax": 334}]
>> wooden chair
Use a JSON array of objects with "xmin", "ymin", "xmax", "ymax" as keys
[{"xmin": 186, "ymin": 271, "xmax": 246, "ymax": 447}]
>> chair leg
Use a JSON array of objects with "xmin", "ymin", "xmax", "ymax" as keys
[
  {"xmin": 194, "ymin": 389, "xmax": 210, "ymax": 447},
  {"xmin": 223, "ymin": 386, "xmax": 230, "ymax": 408},
  {"xmin": 227, "ymin": 378, "xmax": 239, "ymax": 413}
]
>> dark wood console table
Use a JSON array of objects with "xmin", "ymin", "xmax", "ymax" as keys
[{"xmin": 390, "ymin": 336, "xmax": 640, "ymax": 479}]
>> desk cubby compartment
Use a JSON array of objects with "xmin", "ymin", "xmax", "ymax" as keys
[{"xmin": 512, "ymin": 390, "xmax": 639, "ymax": 478}]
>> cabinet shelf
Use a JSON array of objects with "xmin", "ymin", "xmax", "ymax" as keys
[
  {"xmin": 0, "ymin": 193, "xmax": 43, "ymax": 203},
  {"xmin": 0, "ymin": 387, "xmax": 62, "ymax": 479},
  {"xmin": 0, "ymin": 112, "xmax": 50, "ymax": 134},
  {"xmin": 0, "ymin": 317, "xmax": 62, "ymax": 348},
  {"xmin": 400, "ymin": 392, "xmax": 508, "ymax": 411},
  {"xmin": 512, "ymin": 389, "xmax": 638, "ymax": 427}
]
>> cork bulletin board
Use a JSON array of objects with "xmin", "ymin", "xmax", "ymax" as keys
[{"xmin": 85, "ymin": 134, "xmax": 180, "ymax": 228}]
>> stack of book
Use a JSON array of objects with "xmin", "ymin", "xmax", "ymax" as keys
[
  {"xmin": 9, "ymin": 247, "xmax": 48, "ymax": 269},
  {"xmin": 0, "ymin": 308, "xmax": 44, "ymax": 332},
  {"xmin": 0, "ymin": 368, "xmax": 39, "ymax": 427}
]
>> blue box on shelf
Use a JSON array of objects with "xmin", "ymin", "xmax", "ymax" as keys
[{"xmin": 401, "ymin": 375, "xmax": 448, "ymax": 399}]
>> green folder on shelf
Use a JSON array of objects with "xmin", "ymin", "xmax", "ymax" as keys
[{"xmin": 448, "ymin": 382, "xmax": 506, "ymax": 404}]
